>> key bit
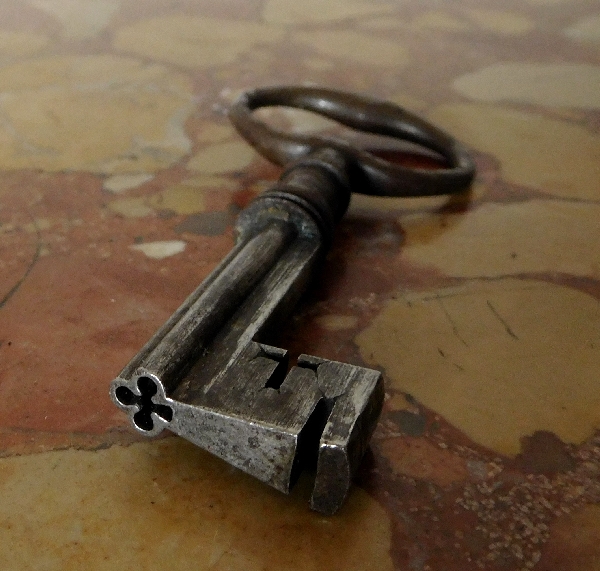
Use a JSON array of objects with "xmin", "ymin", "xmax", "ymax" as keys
[{"xmin": 110, "ymin": 86, "xmax": 475, "ymax": 514}]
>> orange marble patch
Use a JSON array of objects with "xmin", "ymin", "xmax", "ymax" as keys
[
  {"xmin": 539, "ymin": 505, "xmax": 600, "ymax": 570},
  {"xmin": 380, "ymin": 437, "xmax": 468, "ymax": 488}
]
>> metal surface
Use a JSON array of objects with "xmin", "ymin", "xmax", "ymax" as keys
[
  {"xmin": 110, "ymin": 86, "xmax": 475, "ymax": 514},
  {"xmin": 229, "ymin": 86, "xmax": 476, "ymax": 197}
]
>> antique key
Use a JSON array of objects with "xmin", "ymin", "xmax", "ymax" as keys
[{"xmin": 110, "ymin": 87, "xmax": 475, "ymax": 514}]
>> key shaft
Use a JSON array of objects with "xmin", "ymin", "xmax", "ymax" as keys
[
  {"xmin": 111, "ymin": 152, "xmax": 384, "ymax": 514},
  {"xmin": 110, "ymin": 85, "xmax": 476, "ymax": 514}
]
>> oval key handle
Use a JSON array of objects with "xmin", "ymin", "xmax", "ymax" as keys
[{"xmin": 229, "ymin": 86, "xmax": 476, "ymax": 198}]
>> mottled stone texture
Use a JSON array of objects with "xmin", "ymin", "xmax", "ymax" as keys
[{"xmin": 0, "ymin": 0, "xmax": 598, "ymax": 569}]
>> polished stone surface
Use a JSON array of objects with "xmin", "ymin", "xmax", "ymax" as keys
[{"xmin": 0, "ymin": 1, "xmax": 598, "ymax": 569}]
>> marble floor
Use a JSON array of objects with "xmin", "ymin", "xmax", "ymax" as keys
[{"xmin": 0, "ymin": 1, "xmax": 598, "ymax": 569}]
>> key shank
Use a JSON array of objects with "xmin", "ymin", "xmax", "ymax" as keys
[{"xmin": 110, "ymin": 150, "xmax": 384, "ymax": 515}]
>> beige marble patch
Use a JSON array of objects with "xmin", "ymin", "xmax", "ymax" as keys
[
  {"xmin": 22, "ymin": 218, "xmax": 53, "ymax": 232},
  {"xmin": 107, "ymin": 179, "xmax": 210, "ymax": 218},
  {"xmin": 454, "ymin": 63, "xmax": 600, "ymax": 109},
  {"xmin": 218, "ymin": 87, "xmax": 247, "ymax": 105},
  {"xmin": 304, "ymin": 58, "xmax": 336, "ymax": 71},
  {"xmin": 148, "ymin": 185, "xmax": 205, "ymax": 215},
  {"xmin": 113, "ymin": 16, "xmax": 283, "ymax": 69},
  {"xmin": 293, "ymin": 31, "xmax": 409, "ymax": 68},
  {"xmin": 130, "ymin": 240, "xmax": 186, "ymax": 259},
  {"xmin": 388, "ymin": 92, "xmax": 428, "ymax": 113},
  {"xmin": 564, "ymin": 14, "xmax": 600, "ymax": 44},
  {"xmin": 0, "ymin": 440, "xmax": 393, "ymax": 570},
  {"xmin": 263, "ymin": 0, "xmax": 393, "ymax": 24},
  {"xmin": 400, "ymin": 200, "xmax": 600, "ymax": 279},
  {"xmin": 255, "ymin": 107, "xmax": 339, "ymax": 134},
  {"xmin": 31, "ymin": 0, "xmax": 120, "ymax": 40},
  {"xmin": 316, "ymin": 314, "xmax": 359, "ymax": 331},
  {"xmin": 103, "ymin": 173, "xmax": 154, "ymax": 194},
  {"xmin": 356, "ymin": 278, "xmax": 600, "ymax": 455},
  {"xmin": 187, "ymin": 141, "xmax": 256, "ymax": 174},
  {"xmin": 196, "ymin": 122, "xmax": 235, "ymax": 144},
  {"xmin": 0, "ymin": 55, "xmax": 194, "ymax": 173},
  {"xmin": 359, "ymin": 16, "xmax": 406, "ymax": 32},
  {"xmin": 429, "ymin": 103, "xmax": 600, "ymax": 200},
  {"xmin": 386, "ymin": 393, "xmax": 416, "ymax": 412},
  {"xmin": 107, "ymin": 197, "xmax": 153, "ymax": 218},
  {"xmin": 0, "ymin": 31, "xmax": 49, "ymax": 60},
  {"xmin": 180, "ymin": 175, "xmax": 238, "ymax": 190},
  {"xmin": 467, "ymin": 10, "xmax": 534, "ymax": 35},
  {"xmin": 412, "ymin": 11, "xmax": 469, "ymax": 31}
]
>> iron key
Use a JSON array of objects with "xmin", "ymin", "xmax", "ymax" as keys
[{"xmin": 110, "ymin": 87, "xmax": 475, "ymax": 514}]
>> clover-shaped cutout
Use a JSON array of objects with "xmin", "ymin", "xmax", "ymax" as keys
[{"xmin": 115, "ymin": 376, "xmax": 173, "ymax": 432}]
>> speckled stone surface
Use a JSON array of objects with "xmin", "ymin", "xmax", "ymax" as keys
[{"xmin": 0, "ymin": 1, "xmax": 598, "ymax": 570}]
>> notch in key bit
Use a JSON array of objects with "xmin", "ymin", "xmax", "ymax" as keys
[{"xmin": 110, "ymin": 87, "xmax": 475, "ymax": 514}]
